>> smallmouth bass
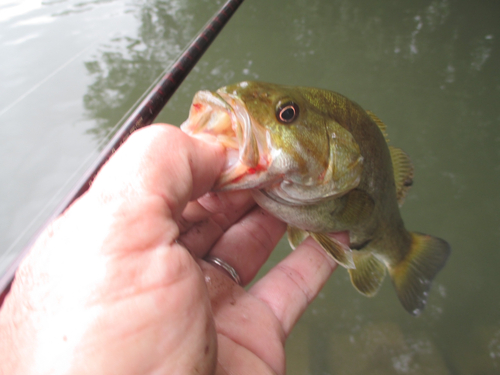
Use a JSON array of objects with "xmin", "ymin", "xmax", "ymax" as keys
[{"xmin": 181, "ymin": 81, "xmax": 450, "ymax": 316}]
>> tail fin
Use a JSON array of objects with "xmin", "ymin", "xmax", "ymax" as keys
[{"xmin": 389, "ymin": 232, "xmax": 451, "ymax": 316}]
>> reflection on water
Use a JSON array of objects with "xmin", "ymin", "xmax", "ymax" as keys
[
  {"xmin": 83, "ymin": 0, "xmax": 200, "ymax": 140},
  {"xmin": 489, "ymin": 327, "xmax": 500, "ymax": 367},
  {"xmin": 3, "ymin": 0, "xmax": 500, "ymax": 373},
  {"xmin": 0, "ymin": 0, "xmax": 42, "ymax": 23},
  {"xmin": 323, "ymin": 321, "xmax": 450, "ymax": 374}
]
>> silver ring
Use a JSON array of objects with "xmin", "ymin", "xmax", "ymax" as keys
[{"xmin": 204, "ymin": 256, "xmax": 242, "ymax": 285}]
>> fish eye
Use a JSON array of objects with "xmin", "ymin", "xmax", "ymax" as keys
[{"xmin": 276, "ymin": 102, "xmax": 299, "ymax": 124}]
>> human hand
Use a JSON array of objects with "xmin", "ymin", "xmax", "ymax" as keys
[{"xmin": 0, "ymin": 125, "xmax": 343, "ymax": 374}]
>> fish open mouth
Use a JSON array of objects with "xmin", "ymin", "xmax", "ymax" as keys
[{"xmin": 180, "ymin": 90, "xmax": 270, "ymax": 190}]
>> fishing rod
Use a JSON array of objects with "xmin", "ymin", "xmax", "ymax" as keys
[{"xmin": 0, "ymin": 0, "xmax": 245, "ymax": 305}]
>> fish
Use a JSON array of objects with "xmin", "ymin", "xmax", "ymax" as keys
[{"xmin": 181, "ymin": 81, "xmax": 451, "ymax": 316}]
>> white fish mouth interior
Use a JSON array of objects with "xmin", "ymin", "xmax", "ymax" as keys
[{"xmin": 180, "ymin": 90, "xmax": 259, "ymax": 188}]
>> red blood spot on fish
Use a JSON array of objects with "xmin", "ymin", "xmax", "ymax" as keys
[
  {"xmin": 318, "ymin": 169, "xmax": 326, "ymax": 181},
  {"xmin": 247, "ymin": 165, "xmax": 267, "ymax": 174},
  {"xmin": 229, "ymin": 165, "xmax": 267, "ymax": 184},
  {"xmin": 193, "ymin": 103, "xmax": 202, "ymax": 112},
  {"xmin": 230, "ymin": 174, "xmax": 245, "ymax": 183}
]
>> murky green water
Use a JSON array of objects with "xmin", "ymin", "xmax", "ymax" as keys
[{"xmin": 2, "ymin": 0, "xmax": 500, "ymax": 373}]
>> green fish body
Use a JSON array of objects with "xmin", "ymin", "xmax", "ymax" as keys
[{"xmin": 181, "ymin": 81, "xmax": 450, "ymax": 316}]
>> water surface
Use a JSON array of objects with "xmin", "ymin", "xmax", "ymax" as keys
[{"xmin": 1, "ymin": 0, "xmax": 499, "ymax": 374}]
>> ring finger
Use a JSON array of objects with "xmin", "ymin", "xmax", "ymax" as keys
[{"xmin": 202, "ymin": 206, "xmax": 287, "ymax": 286}]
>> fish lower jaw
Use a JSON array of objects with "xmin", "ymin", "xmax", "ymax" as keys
[{"xmin": 214, "ymin": 160, "xmax": 271, "ymax": 191}]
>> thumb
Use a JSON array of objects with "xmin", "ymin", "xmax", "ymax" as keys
[{"xmin": 89, "ymin": 124, "xmax": 226, "ymax": 217}]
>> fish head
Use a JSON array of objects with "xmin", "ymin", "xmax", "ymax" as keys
[{"xmin": 181, "ymin": 81, "xmax": 363, "ymax": 204}]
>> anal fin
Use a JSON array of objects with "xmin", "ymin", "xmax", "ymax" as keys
[
  {"xmin": 389, "ymin": 232, "xmax": 451, "ymax": 316},
  {"xmin": 310, "ymin": 232, "xmax": 355, "ymax": 269},
  {"xmin": 348, "ymin": 251, "xmax": 387, "ymax": 297}
]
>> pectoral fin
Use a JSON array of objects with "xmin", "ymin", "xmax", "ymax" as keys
[
  {"xmin": 389, "ymin": 146, "xmax": 414, "ymax": 206},
  {"xmin": 336, "ymin": 189, "xmax": 375, "ymax": 224},
  {"xmin": 348, "ymin": 251, "xmax": 387, "ymax": 297},
  {"xmin": 287, "ymin": 226, "xmax": 309, "ymax": 249},
  {"xmin": 310, "ymin": 232, "xmax": 355, "ymax": 269},
  {"xmin": 389, "ymin": 232, "xmax": 451, "ymax": 316}
]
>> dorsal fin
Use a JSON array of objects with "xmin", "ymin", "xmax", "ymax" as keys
[
  {"xmin": 366, "ymin": 110, "xmax": 389, "ymax": 143},
  {"xmin": 389, "ymin": 146, "xmax": 414, "ymax": 206},
  {"xmin": 366, "ymin": 110, "xmax": 414, "ymax": 205}
]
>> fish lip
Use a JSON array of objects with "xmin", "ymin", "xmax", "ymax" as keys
[
  {"xmin": 216, "ymin": 90, "xmax": 271, "ymax": 190},
  {"xmin": 181, "ymin": 90, "xmax": 269, "ymax": 190}
]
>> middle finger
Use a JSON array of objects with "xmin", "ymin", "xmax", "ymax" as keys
[{"xmin": 177, "ymin": 190, "xmax": 255, "ymax": 255}]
